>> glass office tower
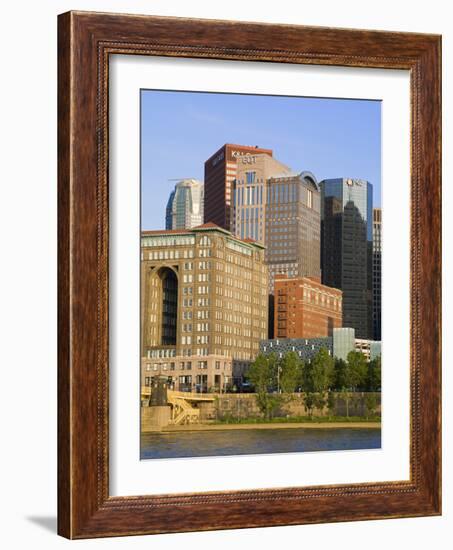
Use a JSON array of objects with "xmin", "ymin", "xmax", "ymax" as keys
[
  {"xmin": 165, "ymin": 179, "xmax": 204, "ymax": 230},
  {"xmin": 372, "ymin": 208, "xmax": 382, "ymax": 340},
  {"xmin": 320, "ymin": 178, "xmax": 373, "ymax": 339},
  {"xmin": 165, "ymin": 189, "xmax": 176, "ymax": 229}
]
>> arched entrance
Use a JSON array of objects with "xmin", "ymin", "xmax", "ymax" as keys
[{"xmin": 159, "ymin": 267, "xmax": 178, "ymax": 345}]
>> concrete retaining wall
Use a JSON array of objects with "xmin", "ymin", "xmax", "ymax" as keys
[
  {"xmin": 198, "ymin": 392, "xmax": 381, "ymax": 421},
  {"xmin": 141, "ymin": 405, "xmax": 171, "ymax": 432}
]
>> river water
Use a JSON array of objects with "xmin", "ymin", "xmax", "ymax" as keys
[{"xmin": 140, "ymin": 427, "xmax": 381, "ymax": 459}]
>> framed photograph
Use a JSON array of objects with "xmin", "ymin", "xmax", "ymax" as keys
[{"xmin": 58, "ymin": 11, "xmax": 441, "ymax": 538}]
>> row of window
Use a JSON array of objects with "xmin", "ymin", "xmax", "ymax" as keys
[
  {"xmin": 181, "ymin": 335, "xmax": 209, "ymax": 345},
  {"xmin": 144, "ymin": 360, "xmax": 212, "ymax": 372},
  {"xmin": 142, "ymin": 236, "xmax": 195, "ymax": 248},
  {"xmin": 146, "ymin": 249, "xmax": 194, "ymax": 260},
  {"xmin": 182, "ymin": 273, "xmax": 211, "ymax": 283}
]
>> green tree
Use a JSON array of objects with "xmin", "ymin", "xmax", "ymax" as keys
[
  {"xmin": 366, "ymin": 355, "xmax": 381, "ymax": 391},
  {"xmin": 346, "ymin": 350, "xmax": 368, "ymax": 391},
  {"xmin": 303, "ymin": 348, "xmax": 334, "ymax": 415},
  {"xmin": 247, "ymin": 354, "xmax": 271, "ymax": 394},
  {"xmin": 304, "ymin": 348, "xmax": 334, "ymax": 393},
  {"xmin": 247, "ymin": 353, "xmax": 282, "ymax": 419},
  {"xmin": 304, "ymin": 392, "xmax": 316, "ymax": 418},
  {"xmin": 279, "ymin": 351, "xmax": 303, "ymax": 394},
  {"xmin": 339, "ymin": 387, "xmax": 351, "ymax": 418},
  {"xmin": 327, "ymin": 391, "xmax": 336, "ymax": 420},
  {"xmin": 333, "ymin": 358, "xmax": 348, "ymax": 391}
]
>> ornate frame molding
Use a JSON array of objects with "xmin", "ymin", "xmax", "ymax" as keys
[{"xmin": 58, "ymin": 11, "xmax": 441, "ymax": 538}]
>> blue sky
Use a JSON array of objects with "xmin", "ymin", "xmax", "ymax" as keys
[{"xmin": 141, "ymin": 90, "xmax": 381, "ymax": 230}]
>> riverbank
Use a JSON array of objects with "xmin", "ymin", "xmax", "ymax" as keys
[{"xmin": 146, "ymin": 421, "xmax": 381, "ymax": 433}]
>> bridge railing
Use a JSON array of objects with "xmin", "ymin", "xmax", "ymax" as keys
[
  {"xmin": 141, "ymin": 387, "xmax": 217, "ymax": 400},
  {"xmin": 168, "ymin": 390, "xmax": 215, "ymax": 401}
]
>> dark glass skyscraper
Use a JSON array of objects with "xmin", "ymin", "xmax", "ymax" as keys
[
  {"xmin": 372, "ymin": 208, "xmax": 382, "ymax": 340},
  {"xmin": 320, "ymin": 178, "xmax": 373, "ymax": 339},
  {"xmin": 165, "ymin": 189, "xmax": 176, "ymax": 229}
]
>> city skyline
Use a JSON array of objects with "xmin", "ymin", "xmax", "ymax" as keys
[{"xmin": 141, "ymin": 90, "xmax": 381, "ymax": 230}]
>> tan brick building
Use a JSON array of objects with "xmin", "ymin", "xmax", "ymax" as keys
[
  {"xmin": 274, "ymin": 274, "xmax": 342, "ymax": 339},
  {"xmin": 141, "ymin": 223, "xmax": 268, "ymax": 392},
  {"xmin": 232, "ymin": 153, "xmax": 291, "ymax": 244}
]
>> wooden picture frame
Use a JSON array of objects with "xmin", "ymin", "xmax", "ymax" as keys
[{"xmin": 58, "ymin": 10, "xmax": 441, "ymax": 539}]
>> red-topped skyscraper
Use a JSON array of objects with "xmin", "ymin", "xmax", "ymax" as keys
[{"xmin": 204, "ymin": 143, "xmax": 273, "ymax": 231}]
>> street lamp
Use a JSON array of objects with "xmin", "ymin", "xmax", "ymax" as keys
[{"xmin": 277, "ymin": 365, "xmax": 282, "ymax": 394}]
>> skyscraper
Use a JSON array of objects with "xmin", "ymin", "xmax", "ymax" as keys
[
  {"xmin": 204, "ymin": 144, "xmax": 273, "ymax": 231},
  {"xmin": 165, "ymin": 189, "xmax": 176, "ymax": 229},
  {"xmin": 165, "ymin": 179, "xmax": 204, "ymax": 230},
  {"xmin": 320, "ymin": 178, "xmax": 373, "ymax": 339},
  {"xmin": 265, "ymin": 171, "xmax": 321, "ymax": 293},
  {"xmin": 372, "ymin": 208, "xmax": 382, "ymax": 340},
  {"xmin": 232, "ymin": 153, "xmax": 291, "ymax": 244},
  {"xmin": 232, "ymin": 160, "xmax": 321, "ymax": 292}
]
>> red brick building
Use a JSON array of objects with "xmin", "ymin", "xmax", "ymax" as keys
[
  {"xmin": 274, "ymin": 275, "xmax": 342, "ymax": 339},
  {"xmin": 204, "ymin": 143, "xmax": 273, "ymax": 231}
]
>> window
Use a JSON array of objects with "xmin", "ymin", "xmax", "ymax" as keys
[
  {"xmin": 307, "ymin": 189, "xmax": 313, "ymax": 209},
  {"xmin": 246, "ymin": 171, "xmax": 256, "ymax": 184},
  {"xmin": 199, "ymin": 235, "xmax": 211, "ymax": 246}
]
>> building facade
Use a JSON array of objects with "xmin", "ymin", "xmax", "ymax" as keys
[
  {"xmin": 266, "ymin": 171, "xmax": 321, "ymax": 293},
  {"xmin": 332, "ymin": 327, "xmax": 355, "ymax": 361},
  {"xmin": 320, "ymin": 178, "xmax": 373, "ymax": 339},
  {"xmin": 165, "ymin": 179, "xmax": 204, "ymax": 230},
  {"xmin": 274, "ymin": 274, "xmax": 342, "ymax": 339},
  {"xmin": 165, "ymin": 189, "xmax": 175, "ymax": 230},
  {"xmin": 232, "ymin": 153, "xmax": 291, "ymax": 244},
  {"xmin": 355, "ymin": 339, "xmax": 382, "ymax": 361},
  {"xmin": 261, "ymin": 335, "xmax": 333, "ymax": 362},
  {"xmin": 141, "ymin": 224, "xmax": 268, "ymax": 392},
  {"xmin": 260, "ymin": 327, "xmax": 381, "ymax": 364},
  {"xmin": 372, "ymin": 207, "xmax": 382, "ymax": 340},
  {"xmin": 204, "ymin": 144, "xmax": 273, "ymax": 231}
]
